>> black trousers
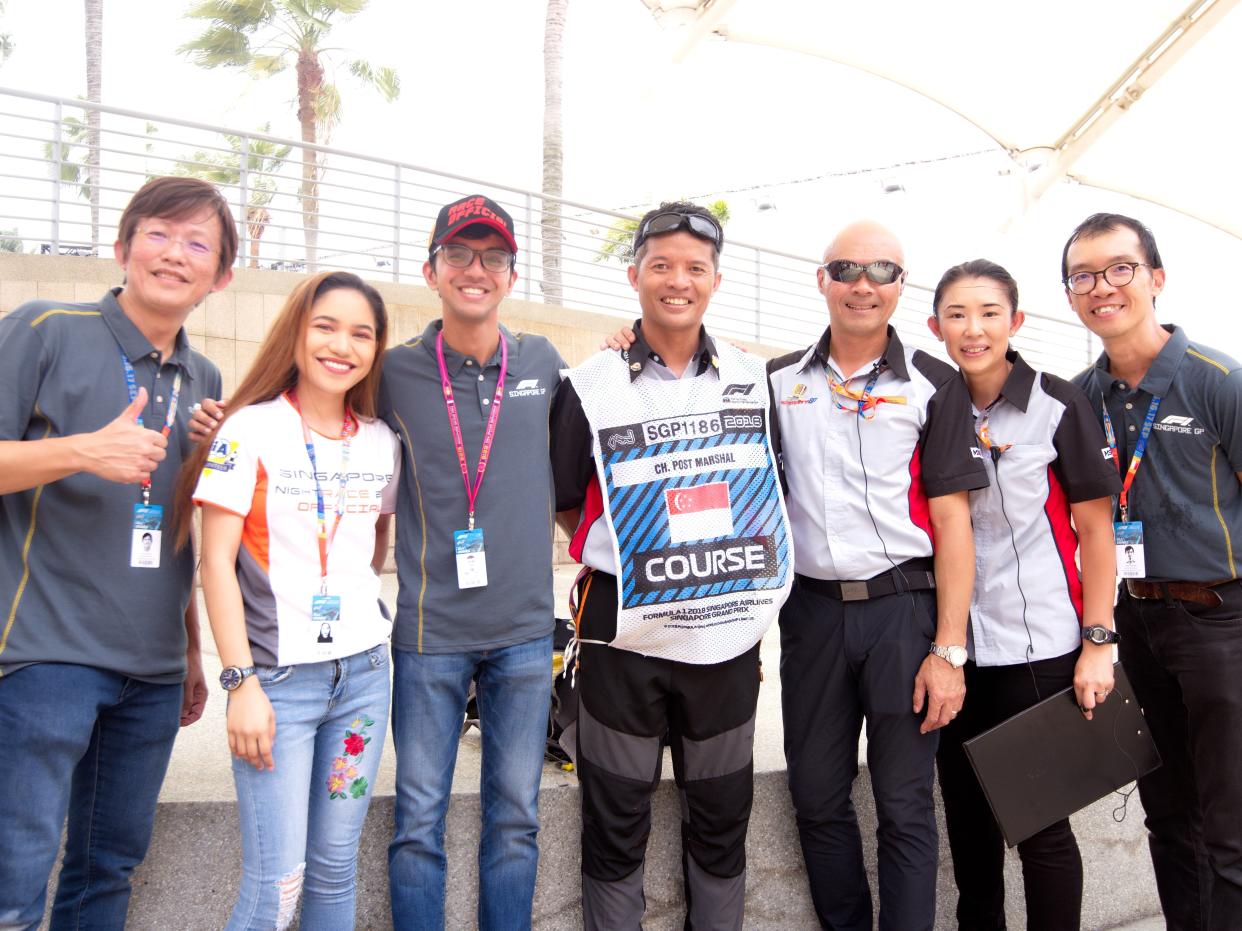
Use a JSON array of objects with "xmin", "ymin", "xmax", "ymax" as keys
[
  {"xmin": 575, "ymin": 571, "xmax": 762, "ymax": 931},
  {"xmin": 1116, "ymin": 582, "xmax": 1242, "ymax": 931},
  {"xmin": 779, "ymin": 580, "xmax": 940, "ymax": 931},
  {"xmin": 936, "ymin": 650, "xmax": 1083, "ymax": 931}
]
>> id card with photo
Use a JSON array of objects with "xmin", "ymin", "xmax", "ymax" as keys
[
  {"xmin": 1114, "ymin": 521, "xmax": 1145, "ymax": 579},
  {"xmin": 454, "ymin": 528, "xmax": 488, "ymax": 589},
  {"xmin": 131, "ymin": 504, "xmax": 163, "ymax": 569}
]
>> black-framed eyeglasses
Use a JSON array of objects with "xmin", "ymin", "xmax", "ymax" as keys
[
  {"xmin": 432, "ymin": 243, "xmax": 515, "ymax": 273},
  {"xmin": 633, "ymin": 211, "xmax": 723, "ymax": 253},
  {"xmin": 822, "ymin": 259, "xmax": 904, "ymax": 285},
  {"xmin": 1063, "ymin": 262, "xmax": 1149, "ymax": 295}
]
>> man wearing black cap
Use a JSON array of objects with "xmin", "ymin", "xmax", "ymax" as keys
[
  {"xmin": 551, "ymin": 201, "xmax": 792, "ymax": 929},
  {"xmin": 381, "ymin": 194, "xmax": 566, "ymax": 930}
]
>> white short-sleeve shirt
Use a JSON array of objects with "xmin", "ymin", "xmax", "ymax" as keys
[{"xmin": 194, "ymin": 395, "xmax": 400, "ymax": 666}]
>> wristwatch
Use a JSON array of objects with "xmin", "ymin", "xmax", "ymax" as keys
[
  {"xmin": 219, "ymin": 665, "xmax": 257, "ymax": 691},
  {"xmin": 929, "ymin": 643, "xmax": 968, "ymax": 669},
  {"xmin": 1082, "ymin": 625, "xmax": 1121, "ymax": 645}
]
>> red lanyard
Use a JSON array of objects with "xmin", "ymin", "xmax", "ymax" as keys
[
  {"xmin": 287, "ymin": 391, "xmax": 356, "ymax": 592},
  {"xmin": 436, "ymin": 330, "xmax": 508, "ymax": 530}
]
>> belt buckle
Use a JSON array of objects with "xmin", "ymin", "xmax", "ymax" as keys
[{"xmin": 839, "ymin": 581, "xmax": 869, "ymax": 602}]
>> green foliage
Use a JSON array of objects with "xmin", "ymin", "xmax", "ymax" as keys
[
  {"xmin": 0, "ymin": 227, "xmax": 22, "ymax": 253},
  {"xmin": 0, "ymin": 0, "xmax": 13, "ymax": 67},
  {"xmin": 595, "ymin": 199, "xmax": 731, "ymax": 265},
  {"xmin": 173, "ymin": 124, "xmax": 291, "ymax": 208}
]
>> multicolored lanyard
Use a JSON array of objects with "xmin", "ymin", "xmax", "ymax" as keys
[
  {"xmin": 976, "ymin": 407, "xmax": 1012, "ymax": 455},
  {"xmin": 119, "ymin": 349, "xmax": 183, "ymax": 505},
  {"xmin": 436, "ymin": 330, "xmax": 508, "ymax": 531},
  {"xmin": 1100, "ymin": 395, "xmax": 1161, "ymax": 522},
  {"xmin": 288, "ymin": 391, "xmax": 356, "ymax": 595},
  {"xmin": 826, "ymin": 364, "xmax": 905, "ymax": 419}
]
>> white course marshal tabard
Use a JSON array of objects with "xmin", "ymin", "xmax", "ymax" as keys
[{"xmin": 567, "ymin": 343, "xmax": 793, "ymax": 664}]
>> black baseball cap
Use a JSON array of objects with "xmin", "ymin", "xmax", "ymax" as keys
[{"xmin": 429, "ymin": 194, "xmax": 518, "ymax": 254}]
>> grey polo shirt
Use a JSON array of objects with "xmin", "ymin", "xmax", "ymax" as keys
[
  {"xmin": 1073, "ymin": 324, "xmax": 1242, "ymax": 582},
  {"xmin": 767, "ymin": 326, "xmax": 989, "ymax": 581},
  {"xmin": 380, "ymin": 320, "xmax": 566, "ymax": 653},
  {"xmin": 0, "ymin": 288, "xmax": 221, "ymax": 684}
]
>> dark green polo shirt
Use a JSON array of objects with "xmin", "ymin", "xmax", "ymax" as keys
[{"xmin": 0, "ymin": 289, "xmax": 221, "ymax": 683}]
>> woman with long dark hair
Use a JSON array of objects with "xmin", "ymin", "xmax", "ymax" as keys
[{"xmin": 177, "ymin": 270, "xmax": 398, "ymax": 929}]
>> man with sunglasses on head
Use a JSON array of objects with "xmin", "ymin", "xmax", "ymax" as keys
[
  {"xmin": 552, "ymin": 202, "xmax": 792, "ymax": 929},
  {"xmin": 767, "ymin": 220, "xmax": 986, "ymax": 930},
  {"xmin": 1066, "ymin": 213, "xmax": 1242, "ymax": 931},
  {"xmin": 0, "ymin": 176, "xmax": 235, "ymax": 929},
  {"xmin": 380, "ymin": 195, "xmax": 566, "ymax": 930}
]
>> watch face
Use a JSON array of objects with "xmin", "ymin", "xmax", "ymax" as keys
[
  {"xmin": 220, "ymin": 667, "xmax": 242, "ymax": 691},
  {"xmin": 947, "ymin": 646, "xmax": 969, "ymax": 667}
]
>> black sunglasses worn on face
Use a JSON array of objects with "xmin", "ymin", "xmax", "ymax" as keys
[
  {"xmin": 432, "ymin": 243, "xmax": 516, "ymax": 273},
  {"xmin": 822, "ymin": 260, "xmax": 904, "ymax": 285},
  {"xmin": 633, "ymin": 212, "xmax": 724, "ymax": 252}
]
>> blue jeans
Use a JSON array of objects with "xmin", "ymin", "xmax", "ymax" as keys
[
  {"xmin": 388, "ymin": 635, "xmax": 551, "ymax": 931},
  {"xmin": 0, "ymin": 663, "xmax": 182, "ymax": 931},
  {"xmin": 226, "ymin": 645, "xmax": 389, "ymax": 931}
]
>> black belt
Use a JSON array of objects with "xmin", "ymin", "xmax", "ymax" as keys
[{"xmin": 796, "ymin": 559, "xmax": 936, "ymax": 602}]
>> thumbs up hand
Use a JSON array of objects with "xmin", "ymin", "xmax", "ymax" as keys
[{"xmin": 83, "ymin": 387, "xmax": 169, "ymax": 484}]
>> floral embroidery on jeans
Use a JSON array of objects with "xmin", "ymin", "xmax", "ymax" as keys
[{"xmin": 327, "ymin": 715, "xmax": 374, "ymax": 800}]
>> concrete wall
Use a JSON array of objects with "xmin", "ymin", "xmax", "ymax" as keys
[{"xmin": 0, "ymin": 254, "xmax": 773, "ymax": 395}]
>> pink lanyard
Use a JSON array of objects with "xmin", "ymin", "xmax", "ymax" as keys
[{"xmin": 436, "ymin": 330, "xmax": 508, "ymax": 530}]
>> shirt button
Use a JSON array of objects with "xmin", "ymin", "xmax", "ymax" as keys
[
  {"xmin": 466, "ymin": 360, "xmax": 473, "ymax": 367},
  {"xmin": 1118, "ymin": 382, "xmax": 1128, "ymax": 390},
  {"xmin": 482, "ymin": 398, "xmax": 491, "ymax": 406},
  {"xmin": 1125, "ymin": 402, "xmax": 1133, "ymax": 410},
  {"xmin": 156, "ymin": 396, "xmax": 164, "ymax": 403},
  {"xmin": 1128, "ymin": 425, "xmax": 1136, "ymax": 432},
  {"xmin": 150, "ymin": 352, "xmax": 158, "ymax": 359},
  {"xmin": 478, "ymin": 374, "xmax": 484, "ymax": 382}
]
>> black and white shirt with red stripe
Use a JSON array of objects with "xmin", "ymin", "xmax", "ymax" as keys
[
  {"xmin": 967, "ymin": 351, "xmax": 1120, "ymax": 665},
  {"xmin": 767, "ymin": 326, "xmax": 987, "ymax": 582}
]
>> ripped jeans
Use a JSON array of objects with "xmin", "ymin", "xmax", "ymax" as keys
[{"xmin": 226, "ymin": 645, "xmax": 389, "ymax": 931}]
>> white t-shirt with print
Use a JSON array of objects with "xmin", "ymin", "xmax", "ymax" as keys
[{"xmin": 193, "ymin": 395, "xmax": 400, "ymax": 666}]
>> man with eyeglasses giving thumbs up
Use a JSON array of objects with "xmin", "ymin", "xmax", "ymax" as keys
[{"xmin": 767, "ymin": 220, "xmax": 987, "ymax": 931}]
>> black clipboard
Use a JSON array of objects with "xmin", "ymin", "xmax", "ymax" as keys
[{"xmin": 962, "ymin": 662, "xmax": 1160, "ymax": 847}]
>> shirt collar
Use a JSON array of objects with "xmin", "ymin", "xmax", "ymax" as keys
[
  {"xmin": 101, "ymin": 287, "xmax": 196, "ymax": 377},
  {"xmin": 1091, "ymin": 324, "xmax": 1185, "ymax": 397},
  {"xmin": 620, "ymin": 319, "xmax": 719, "ymax": 382},
  {"xmin": 803, "ymin": 325, "xmax": 909, "ymax": 381},
  {"xmin": 422, "ymin": 319, "xmax": 515, "ymax": 376},
  {"xmin": 994, "ymin": 349, "xmax": 1037, "ymax": 414}
]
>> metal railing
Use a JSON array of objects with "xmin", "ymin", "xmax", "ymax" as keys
[{"xmin": 0, "ymin": 86, "xmax": 1097, "ymax": 375}]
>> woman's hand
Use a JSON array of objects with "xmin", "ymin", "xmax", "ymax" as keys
[
  {"xmin": 1073, "ymin": 643, "xmax": 1116, "ymax": 721},
  {"xmin": 226, "ymin": 677, "xmax": 277, "ymax": 770}
]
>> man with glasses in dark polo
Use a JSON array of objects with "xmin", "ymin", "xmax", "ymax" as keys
[
  {"xmin": 1066, "ymin": 213, "xmax": 1242, "ymax": 931},
  {"xmin": 553, "ymin": 201, "xmax": 792, "ymax": 930},
  {"xmin": 767, "ymin": 220, "xmax": 986, "ymax": 930}
]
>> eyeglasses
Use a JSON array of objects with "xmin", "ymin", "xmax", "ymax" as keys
[
  {"xmin": 822, "ymin": 260, "xmax": 904, "ymax": 285},
  {"xmin": 432, "ymin": 243, "xmax": 515, "ymax": 273},
  {"xmin": 1063, "ymin": 262, "xmax": 1150, "ymax": 295},
  {"xmin": 633, "ymin": 212, "xmax": 723, "ymax": 253},
  {"xmin": 137, "ymin": 227, "xmax": 217, "ymax": 258}
]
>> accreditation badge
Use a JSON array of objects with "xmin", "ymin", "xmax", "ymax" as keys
[
  {"xmin": 1114, "ymin": 521, "xmax": 1145, "ymax": 579},
  {"xmin": 130, "ymin": 504, "xmax": 163, "ymax": 569},
  {"xmin": 454, "ymin": 528, "xmax": 488, "ymax": 589},
  {"xmin": 311, "ymin": 594, "xmax": 341, "ymax": 647}
]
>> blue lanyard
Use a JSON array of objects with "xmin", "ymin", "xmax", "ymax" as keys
[
  {"xmin": 1100, "ymin": 395, "xmax": 1161, "ymax": 521},
  {"xmin": 119, "ymin": 349, "xmax": 183, "ymax": 504}
]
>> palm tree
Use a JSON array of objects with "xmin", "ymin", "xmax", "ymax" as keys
[
  {"xmin": 595, "ymin": 199, "xmax": 732, "ymax": 265},
  {"xmin": 175, "ymin": 125, "xmax": 292, "ymax": 268},
  {"xmin": 179, "ymin": 0, "xmax": 399, "ymax": 272},
  {"xmin": 541, "ymin": 0, "xmax": 568, "ymax": 305},
  {"xmin": 84, "ymin": 0, "xmax": 102, "ymax": 254}
]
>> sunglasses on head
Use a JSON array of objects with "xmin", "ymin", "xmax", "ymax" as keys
[
  {"xmin": 633, "ymin": 211, "xmax": 723, "ymax": 252},
  {"xmin": 822, "ymin": 259, "xmax": 904, "ymax": 285}
]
